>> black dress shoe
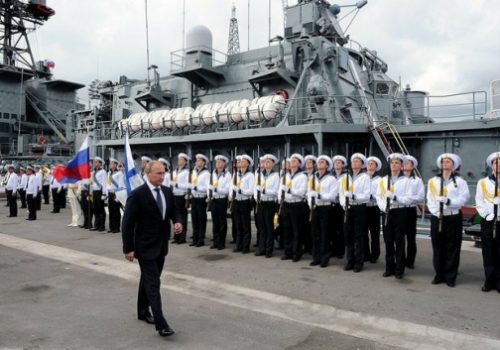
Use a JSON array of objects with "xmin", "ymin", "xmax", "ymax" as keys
[
  {"xmin": 265, "ymin": 253, "xmax": 272, "ymax": 258},
  {"xmin": 229, "ymin": 240, "xmax": 236, "ymax": 244},
  {"xmin": 309, "ymin": 261, "xmax": 320, "ymax": 266},
  {"xmin": 90, "ymin": 228, "xmax": 98, "ymax": 231},
  {"xmin": 177, "ymin": 240, "xmax": 186, "ymax": 244},
  {"xmin": 431, "ymin": 277, "xmax": 443, "ymax": 285},
  {"xmin": 481, "ymin": 285, "xmax": 492, "ymax": 292},
  {"xmin": 107, "ymin": 230, "xmax": 113, "ymax": 233},
  {"xmin": 210, "ymin": 246, "xmax": 217, "ymax": 249},
  {"xmin": 344, "ymin": 265, "xmax": 353, "ymax": 271},
  {"xmin": 383, "ymin": 271, "xmax": 394, "ymax": 278},
  {"xmin": 280, "ymin": 256, "xmax": 292, "ymax": 261},
  {"xmin": 138, "ymin": 314, "xmax": 155, "ymax": 324},
  {"xmin": 406, "ymin": 263, "xmax": 415, "ymax": 269},
  {"xmin": 233, "ymin": 248, "xmax": 242, "ymax": 253},
  {"xmin": 158, "ymin": 326, "xmax": 175, "ymax": 337},
  {"xmin": 353, "ymin": 267, "xmax": 362, "ymax": 273},
  {"xmin": 320, "ymin": 262, "xmax": 328, "ymax": 268},
  {"xmin": 395, "ymin": 274, "xmax": 403, "ymax": 279},
  {"xmin": 195, "ymin": 242, "xmax": 205, "ymax": 247},
  {"xmin": 241, "ymin": 249, "xmax": 249, "ymax": 254},
  {"xmin": 98, "ymin": 229, "xmax": 106, "ymax": 232},
  {"xmin": 189, "ymin": 242, "xmax": 197, "ymax": 246},
  {"xmin": 254, "ymin": 252, "xmax": 264, "ymax": 256},
  {"xmin": 446, "ymin": 281, "xmax": 455, "ymax": 288}
]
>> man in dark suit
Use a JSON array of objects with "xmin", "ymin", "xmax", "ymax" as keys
[{"xmin": 122, "ymin": 161, "xmax": 183, "ymax": 337}]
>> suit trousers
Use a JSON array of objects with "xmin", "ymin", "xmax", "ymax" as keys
[
  {"xmin": 137, "ymin": 256, "xmax": 168, "ymax": 330},
  {"xmin": 344, "ymin": 204, "xmax": 367, "ymax": 269},
  {"xmin": 108, "ymin": 193, "xmax": 121, "ymax": 231},
  {"xmin": 92, "ymin": 190, "xmax": 106, "ymax": 230},
  {"xmin": 365, "ymin": 205, "xmax": 381, "ymax": 261},
  {"xmin": 235, "ymin": 199, "xmax": 252, "ymax": 252},
  {"xmin": 406, "ymin": 206, "xmax": 418, "ymax": 267},
  {"xmin": 79, "ymin": 190, "xmax": 93, "ymax": 228},
  {"xmin": 311, "ymin": 205, "xmax": 334, "ymax": 265},
  {"xmin": 27, "ymin": 194, "xmax": 36, "ymax": 220},
  {"xmin": 42, "ymin": 185, "xmax": 50, "ymax": 204},
  {"xmin": 256, "ymin": 201, "xmax": 278, "ymax": 255},
  {"xmin": 282, "ymin": 201, "xmax": 307, "ymax": 260},
  {"xmin": 212, "ymin": 197, "xmax": 228, "ymax": 248},
  {"xmin": 480, "ymin": 219, "xmax": 500, "ymax": 289},
  {"xmin": 383, "ymin": 207, "xmax": 408, "ymax": 275},
  {"xmin": 332, "ymin": 203, "xmax": 345, "ymax": 258},
  {"xmin": 191, "ymin": 197, "xmax": 207, "ymax": 244},
  {"xmin": 18, "ymin": 189, "xmax": 27, "ymax": 208},
  {"xmin": 6, "ymin": 190, "xmax": 17, "ymax": 216},
  {"xmin": 51, "ymin": 188, "xmax": 61, "ymax": 212}
]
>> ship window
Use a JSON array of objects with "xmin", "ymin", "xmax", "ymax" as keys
[
  {"xmin": 3, "ymin": 113, "xmax": 9, "ymax": 119},
  {"xmin": 11, "ymin": 114, "xmax": 17, "ymax": 120},
  {"xmin": 376, "ymin": 83, "xmax": 390, "ymax": 95}
]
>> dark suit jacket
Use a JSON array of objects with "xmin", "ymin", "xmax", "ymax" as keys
[{"xmin": 122, "ymin": 183, "xmax": 181, "ymax": 260}]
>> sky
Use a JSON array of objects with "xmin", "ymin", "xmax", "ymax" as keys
[{"xmin": 28, "ymin": 0, "xmax": 500, "ymax": 105}]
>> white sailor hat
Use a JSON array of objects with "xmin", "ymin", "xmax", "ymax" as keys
[
  {"xmin": 304, "ymin": 155, "xmax": 317, "ymax": 164},
  {"xmin": 262, "ymin": 154, "xmax": 278, "ymax": 163},
  {"xmin": 195, "ymin": 153, "xmax": 209, "ymax": 163},
  {"xmin": 332, "ymin": 155, "xmax": 347, "ymax": 167},
  {"xmin": 486, "ymin": 152, "xmax": 500, "ymax": 168},
  {"xmin": 26, "ymin": 166, "xmax": 34, "ymax": 171},
  {"xmin": 94, "ymin": 156, "xmax": 104, "ymax": 163},
  {"xmin": 236, "ymin": 155, "xmax": 243, "ymax": 161},
  {"xmin": 317, "ymin": 155, "xmax": 333, "ymax": 171},
  {"xmin": 109, "ymin": 158, "xmax": 119, "ymax": 164},
  {"xmin": 351, "ymin": 153, "xmax": 367, "ymax": 168},
  {"xmin": 141, "ymin": 156, "xmax": 152, "ymax": 163},
  {"xmin": 367, "ymin": 156, "xmax": 382, "ymax": 171},
  {"xmin": 178, "ymin": 152, "xmax": 191, "ymax": 161},
  {"xmin": 387, "ymin": 153, "xmax": 406, "ymax": 165},
  {"xmin": 34, "ymin": 164, "xmax": 40, "ymax": 169},
  {"xmin": 215, "ymin": 155, "xmax": 229, "ymax": 163},
  {"xmin": 19, "ymin": 166, "xmax": 26, "ymax": 171},
  {"xmin": 405, "ymin": 155, "xmax": 418, "ymax": 168},
  {"xmin": 290, "ymin": 153, "xmax": 304, "ymax": 168},
  {"xmin": 436, "ymin": 153, "xmax": 461, "ymax": 171},
  {"xmin": 6, "ymin": 164, "xmax": 15, "ymax": 169},
  {"xmin": 240, "ymin": 154, "xmax": 254, "ymax": 167},
  {"xmin": 158, "ymin": 157, "xmax": 170, "ymax": 167}
]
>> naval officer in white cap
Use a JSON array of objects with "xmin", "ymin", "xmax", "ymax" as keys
[{"xmin": 209, "ymin": 154, "xmax": 232, "ymax": 250}]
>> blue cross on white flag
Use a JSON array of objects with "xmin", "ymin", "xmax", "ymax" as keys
[{"xmin": 124, "ymin": 131, "xmax": 144, "ymax": 194}]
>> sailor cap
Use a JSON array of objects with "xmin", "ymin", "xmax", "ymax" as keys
[
  {"xmin": 351, "ymin": 153, "xmax": 367, "ymax": 168},
  {"xmin": 215, "ymin": 155, "xmax": 229, "ymax": 163},
  {"xmin": 26, "ymin": 166, "xmax": 34, "ymax": 171},
  {"xmin": 304, "ymin": 155, "xmax": 317, "ymax": 164},
  {"xmin": 317, "ymin": 155, "xmax": 333, "ymax": 171},
  {"xmin": 486, "ymin": 152, "xmax": 500, "ymax": 169},
  {"xmin": 109, "ymin": 158, "xmax": 119, "ymax": 164},
  {"xmin": 290, "ymin": 153, "xmax": 304, "ymax": 168},
  {"xmin": 19, "ymin": 166, "xmax": 26, "ymax": 171},
  {"xmin": 235, "ymin": 155, "xmax": 243, "ymax": 161},
  {"xmin": 367, "ymin": 156, "xmax": 382, "ymax": 171},
  {"xmin": 6, "ymin": 164, "xmax": 15, "ymax": 169},
  {"xmin": 141, "ymin": 156, "xmax": 152, "ymax": 163},
  {"xmin": 405, "ymin": 155, "xmax": 418, "ymax": 168},
  {"xmin": 195, "ymin": 153, "xmax": 209, "ymax": 163},
  {"xmin": 34, "ymin": 164, "xmax": 41, "ymax": 168},
  {"xmin": 158, "ymin": 158, "xmax": 170, "ymax": 167},
  {"xmin": 332, "ymin": 155, "xmax": 347, "ymax": 167},
  {"xmin": 387, "ymin": 153, "xmax": 406, "ymax": 165},
  {"xmin": 436, "ymin": 153, "xmax": 461, "ymax": 171},
  {"xmin": 262, "ymin": 154, "xmax": 278, "ymax": 163},
  {"xmin": 94, "ymin": 156, "xmax": 104, "ymax": 163},
  {"xmin": 240, "ymin": 154, "xmax": 254, "ymax": 167},
  {"xmin": 178, "ymin": 153, "xmax": 191, "ymax": 161}
]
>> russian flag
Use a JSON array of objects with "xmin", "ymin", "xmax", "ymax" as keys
[{"xmin": 54, "ymin": 136, "xmax": 91, "ymax": 184}]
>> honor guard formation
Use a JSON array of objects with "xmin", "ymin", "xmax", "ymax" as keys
[{"xmin": 2, "ymin": 150, "xmax": 500, "ymax": 294}]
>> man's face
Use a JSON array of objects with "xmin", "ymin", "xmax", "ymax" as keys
[
  {"xmin": 216, "ymin": 159, "xmax": 225, "ymax": 169},
  {"xmin": 318, "ymin": 159, "xmax": 328, "ymax": 171},
  {"xmin": 93, "ymin": 160, "xmax": 101, "ymax": 169},
  {"xmin": 390, "ymin": 159, "xmax": 402, "ymax": 172},
  {"xmin": 195, "ymin": 158, "xmax": 205, "ymax": 169},
  {"xmin": 404, "ymin": 161, "xmax": 414, "ymax": 173},
  {"xmin": 306, "ymin": 160, "xmax": 315, "ymax": 170},
  {"xmin": 110, "ymin": 162, "xmax": 117, "ymax": 171},
  {"xmin": 290, "ymin": 158, "xmax": 300, "ymax": 170},
  {"xmin": 351, "ymin": 158, "xmax": 362, "ymax": 171},
  {"xmin": 177, "ymin": 157, "xmax": 186, "ymax": 168},
  {"xmin": 264, "ymin": 159, "xmax": 274, "ymax": 171},
  {"xmin": 147, "ymin": 163, "xmax": 165, "ymax": 187},
  {"xmin": 442, "ymin": 158, "xmax": 454, "ymax": 172},
  {"xmin": 367, "ymin": 160, "xmax": 377, "ymax": 172},
  {"xmin": 334, "ymin": 160, "xmax": 344, "ymax": 172}
]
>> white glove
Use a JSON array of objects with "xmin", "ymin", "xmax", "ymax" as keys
[
  {"xmin": 386, "ymin": 191, "xmax": 395, "ymax": 200},
  {"xmin": 436, "ymin": 196, "xmax": 448, "ymax": 204},
  {"xmin": 308, "ymin": 191, "xmax": 319, "ymax": 199},
  {"xmin": 170, "ymin": 181, "xmax": 177, "ymax": 188},
  {"xmin": 101, "ymin": 195, "xmax": 107, "ymax": 200},
  {"xmin": 344, "ymin": 191, "xmax": 354, "ymax": 200},
  {"xmin": 486, "ymin": 213, "xmax": 495, "ymax": 221},
  {"xmin": 208, "ymin": 184, "xmax": 215, "ymax": 191},
  {"xmin": 279, "ymin": 184, "xmax": 288, "ymax": 193},
  {"xmin": 493, "ymin": 197, "xmax": 500, "ymax": 205},
  {"xmin": 255, "ymin": 185, "xmax": 263, "ymax": 192}
]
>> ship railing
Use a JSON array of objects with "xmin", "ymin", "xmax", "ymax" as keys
[{"xmin": 170, "ymin": 46, "xmax": 228, "ymax": 71}]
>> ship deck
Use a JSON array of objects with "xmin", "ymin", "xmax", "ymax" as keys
[{"xmin": 0, "ymin": 200, "xmax": 499, "ymax": 349}]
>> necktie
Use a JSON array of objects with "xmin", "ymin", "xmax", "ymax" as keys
[{"xmin": 155, "ymin": 188, "xmax": 163, "ymax": 218}]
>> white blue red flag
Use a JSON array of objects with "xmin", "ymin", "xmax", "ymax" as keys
[{"xmin": 53, "ymin": 136, "xmax": 91, "ymax": 183}]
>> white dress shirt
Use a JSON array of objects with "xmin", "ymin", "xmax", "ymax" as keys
[
  {"xmin": 260, "ymin": 170, "xmax": 280, "ymax": 201},
  {"xmin": 212, "ymin": 170, "xmax": 231, "ymax": 197},
  {"xmin": 338, "ymin": 171, "xmax": 371, "ymax": 208},
  {"xmin": 26, "ymin": 174, "xmax": 38, "ymax": 196},
  {"xmin": 406, "ymin": 174, "xmax": 425, "ymax": 206},
  {"xmin": 192, "ymin": 168, "xmax": 210, "ymax": 198},
  {"xmin": 376, "ymin": 174, "xmax": 413, "ymax": 212},
  {"xmin": 280, "ymin": 170, "xmax": 307, "ymax": 203},
  {"xmin": 475, "ymin": 176, "xmax": 499, "ymax": 219},
  {"xmin": 5, "ymin": 172, "xmax": 19, "ymax": 191},
  {"xmin": 426, "ymin": 175, "xmax": 470, "ymax": 217},
  {"xmin": 235, "ymin": 170, "xmax": 255, "ymax": 200},
  {"xmin": 308, "ymin": 172, "xmax": 338, "ymax": 205},
  {"xmin": 173, "ymin": 167, "xmax": 189, "ymax": 196},
  {"xmin": 147, "ymin": 180, "xmax": 166, "ymax": 219}
]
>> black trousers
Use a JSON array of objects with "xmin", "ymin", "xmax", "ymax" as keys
[
  {"xmin": 383, "ymin": 207, "xmax": 408, "ymax": 275},
  {"xmin": 430, "ymin": 213, "xmax": 463, "ymax": 284},
  {"xmin": 332, "ymin": 203, "xmax": 345, "ymax": 258},
  {"xmin": 173, "ymin": 196, "xmax": 187, "ymax": 242},
  {"xmin": 365, "ymin": 205, "xmax": 381, "ymax": 261},
  {"xmin": 61, "ymin": 188, "xmax": 67, "ymax": 208},
  {"xmin": 79, "ymin": 190, "xmax": 93, "ymax": 228},
  {"xmin": 27, "ymin": 194, "xmax": 36, "ymax": 220},
  {"xmin": 6, "ymin": 190, "xmax": 17, "ymax": 216},
  {"xmin": 92, "ymin": 190, "xmax": 106, "ymax": 230},
  {"xmin": 303, "ymin": 206, "xmax": 312, "ymax": 253},
  {"xmin": 51, "ymin": 188, "xmax": 61, "ymax": 212},
  {"xmin": 137, "ymin": 256, "xmax": 168, "ymax": 330},
  {"xmin": 191, "ymin": 197, "xmax": 207, "ymax": 244},
  {"xmin": 212, "ymin": 197, "xmax": 228, "ymax": 248},
  {"xmin": 406, "ymin": 207, "xmax": 418, "ymax": 267},
  {"xmin": 36, "ymin": 191, "xmax": 41, "ymax": 210},
  {"xmin": 235, "ymin": 199, "xmax": 252, "ymax": 252},
  {"xmin": 18, "ymin": 189, "xmax": 27, "ymax": 208},
  {"xmin": 257, "ymin": 201, "xmax": 278, "ymax": 256},
  {"xmin": 480, "ymin": 219, "xmax": 500, "ymax": 289},
  {"xmin": 108, "ymin": 193, "xmax": 121, "ymax": 232},
  {"xmin": 311, "ymin": 205, "xmax": 334, "ymax": 265},
  {"xmin": 344, "ymin": 204, "xmax": 367, "ymax": 269},
  {"xmin": 282, "ymin": 201, "xmax": 307, "ymax": 260},
  {"xmin": 42, "ymin": 185, "xmax": 50, "ymax": 204}
]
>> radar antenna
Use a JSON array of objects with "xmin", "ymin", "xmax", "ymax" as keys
[{"xmin": 227, "ymin": 3, "xmax": 240, "ymax": 56}]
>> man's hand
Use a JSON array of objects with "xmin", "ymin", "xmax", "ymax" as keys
[
  {"xmin": 125, "ymin": 251, "xmax": 135, "ymax": 262},
  {"xmin": 174, "ymin": 222, "xmax": 183, "ymax": 234}
]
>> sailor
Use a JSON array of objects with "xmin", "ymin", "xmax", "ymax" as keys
[
  {"xmin": 42, "ymin": 165, "xmax": 51, "ymax": 205},
  {"xmin": 255, "ymin": 153, "xmax": 280, "ymax": 258},
  {"xmin": 303, "ymin": 154, "xmax": 317, "ymax": 254},
  {"xmin": 404, "ymin": 155, "xmax": 425, "ymax": 269},
  {"xmin": 331, "ymin": 155, "xmax": 348, "ymax": 259},
  {"xmin": 25, "ymin": 166, "xmax": 38, "ymax": 221},
  {"xmin": 229, "ymin": 155, "xmax": 242, "ymax": 245},
  {"xmin": 34, "ymin": 164, "xmax": 43, "ymax": 210},
  {"xmin": 158, "ymin": 158, "xmax": 171, "ymax": 188},
  {"xmin": 49, "ymin": 166, "xmax": 63, "ymax": 214},
  {"xmin": 79, "ymin": 175, "xmax": 93, "ymax": 229},
  {"xmin": 279, "ymin": 153, "xmax": 308, "ymax": 262},
  {"xmin": 376, "ymin": 153, "xmax": 412, "ymax": 279},
  {"xmin": 4, "ymin": 164, "xmax": 19, "ymax": 217},
  {"xmin": 365, "ymin": 156, "xmax": 382, "ymax": 263},
  {"xmin": 426, "ymin": 153, "xmax": 470, "ymax": 287},
  {"xmin": 171, "ymin": 152, "xmax": 191, "ymax": 244},
  {"xmin": 253, "ymin": 156, "xmax": 266, "ymax": 248},
  {"xmin": 17, "ymin": 167, "xmax": 28, "ymax": 209},
  {"xmin": 475, "ymin": 152, "xmax": 500, "ymax": 293},
  {"xmin": 339, "ymin": 153, "xmax": 371, "ymax": 272},
  {"xmin": 209, "ymin": 155, "xmax": 231, "ymax": 250},
  {"xmin": 140, "ymin": 156, "xmax": 152, "ymax": 182},
  {"xmin": 189, "ymin": 153, "xmax": 210, "ymax": 247},
  {"xmin": 233, "ymin": 154, "xmax": 255, "ymax": 253},
  {"xmin": 308, "ymin": 155, "xmax": 338, "ymax": 267},
  {"xmin": 106, "ymin": 158, "xmax": 121, "ymax": 233},
  {"xmin": 90, "ymin": 157, "xmax": 108, "ymax": 232}
]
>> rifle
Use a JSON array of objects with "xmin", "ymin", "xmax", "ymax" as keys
[
  {"xmin": 494, "ymin": 158, "xmax": 499, "ymax": 239},
  {"xmin": 309, "ymin": 169, "xmax": 316, "ymax": 222},
  {"xmin": 169, "ymin": 146, "xmax": 174, "ymax": 190},
  {"xmin": 185, "ymin": 157, "xmax": 192, "ymax": 209},
  {"xmin": 278, "ymin": 159, "xmax": 287, "ymax": 217},
  {"xmin": 344, "ymin": 144, "xmax": 350, "ymax": 224},
  {"xmin": 384, "ymin": 169, "xmax": 391, "ymax": 226},
  {"xmin": 229, "ymin": 148, "xmax": 238, "ymax": 214},
  {"xmin": 255, "ymin": 146, "xmax": 261, "ymax": 215},
  {"xmin": 438, "ymin": 157, "xmax": 444, "ymax": 233},
  {"xmin": 207, "ymin": 149, "xmax": 214, "ymax": 212}
]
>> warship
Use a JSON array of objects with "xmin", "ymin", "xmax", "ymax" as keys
[
  {"xmin": 77, "ymin": 0, "xmax": 498, "ymax": 213},
  {"xmin": 0, "ymin": 0, "xmax": 84, "ymax": 165}
]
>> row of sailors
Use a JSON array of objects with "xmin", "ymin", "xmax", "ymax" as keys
[{"xmin": 132, "ymin": 150, "xmax": 499, "ymax": 293}]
